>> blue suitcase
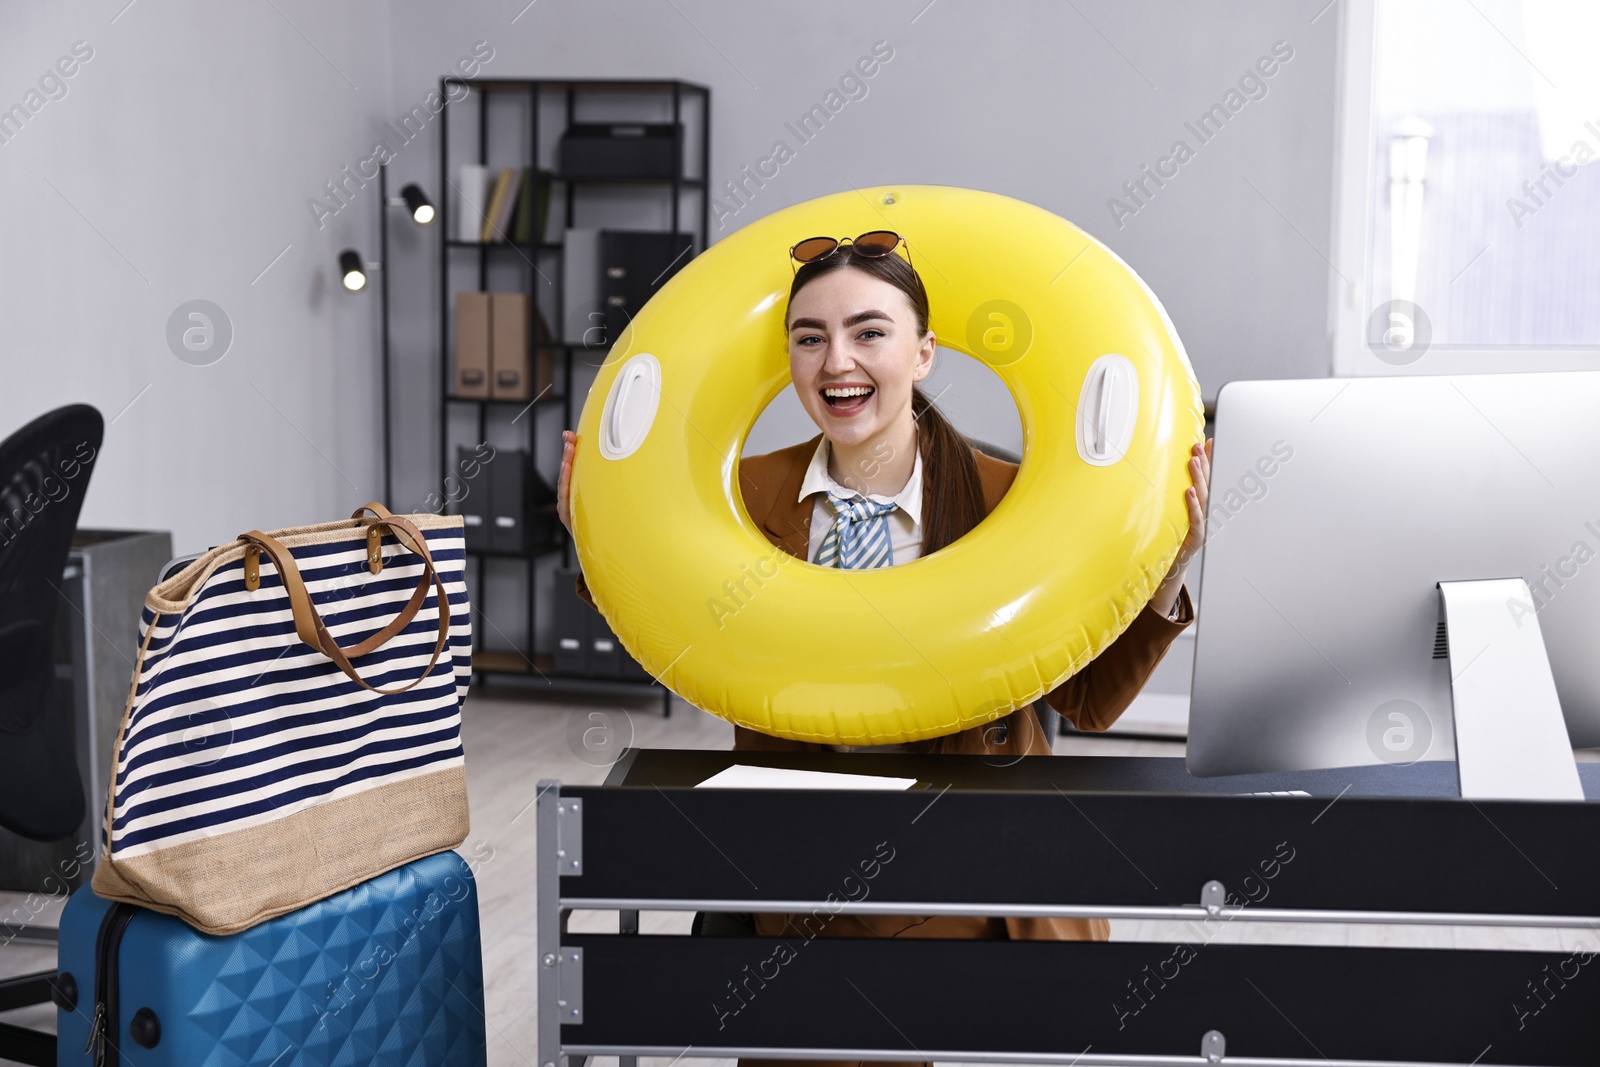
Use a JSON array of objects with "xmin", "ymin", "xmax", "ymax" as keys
[{"xmin": 55, "ymin": 850, "xmax": 488, "ymax": 1066}]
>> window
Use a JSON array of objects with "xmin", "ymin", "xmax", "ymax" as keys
[{"xmin": 1331, "ymin": 0, "xmax": 1600, "ymax": 373}]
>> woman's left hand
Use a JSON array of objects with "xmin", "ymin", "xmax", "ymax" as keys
[
  {"xmin": 1174, "ymin": 437, "xmax": 1213, "ymax": 569},
  {"xmin": 1150, "ymin": 437, "xmax": 1212, "ymax": 616}
]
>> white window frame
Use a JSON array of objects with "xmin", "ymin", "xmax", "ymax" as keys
[{"xmin": 1328, "ymin": 0, "xmax": 1600, "ymax": 376}]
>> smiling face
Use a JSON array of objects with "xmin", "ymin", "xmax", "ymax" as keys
[{"xmin": 785, "ymin": 265, "xmax": 936, "ymax": 452}]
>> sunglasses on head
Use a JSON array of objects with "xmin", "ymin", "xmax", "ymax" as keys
[{"xmin": 789, "ymin": 230, "xmax": 909, "ymax": 275}]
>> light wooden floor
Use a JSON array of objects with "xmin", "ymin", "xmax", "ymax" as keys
[{"xmin": 3, "ymin": 687, "xmax": 1596, "ymax": 1067}]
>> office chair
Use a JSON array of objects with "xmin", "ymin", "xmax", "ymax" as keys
[{"xmin": 0, "ymin": 403, "xmax": 104, "ymax": 1067}]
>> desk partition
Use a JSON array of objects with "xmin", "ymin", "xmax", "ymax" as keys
[{"xmin": 537, "ymin": 750, "xmax": 1600, "ymax": 1066}]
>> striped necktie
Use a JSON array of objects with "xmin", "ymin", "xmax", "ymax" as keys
[{"xmin": 813, "ymin": 491, "xmax": 898, "ymax": 569}]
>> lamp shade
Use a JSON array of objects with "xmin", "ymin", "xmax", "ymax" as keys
[
  {"xmin": 339, "ymin": 249, "xmax": 367, "ymax": 292},
  {"xmin": 400, "ymin": 183, "xmax": 435, "ymax": 226}
]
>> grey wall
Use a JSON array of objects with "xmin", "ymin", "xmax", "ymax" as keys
[
  {"xmin": 5, "ymin": 0, "xmax": 1342, "ymax": 650},
  {"xmin": 1, "ymin": 1, "xmax": 396, "ymax": 554},
  {"xmin": 384, "ymin": 0, "xmax": 1340, "ymax": 440}
]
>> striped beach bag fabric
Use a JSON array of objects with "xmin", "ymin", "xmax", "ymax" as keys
[{"xmin": 90, "ymin": 503, "xmax": 473, "ymax": 935}]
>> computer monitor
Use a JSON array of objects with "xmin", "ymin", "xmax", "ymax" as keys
[{"xmin": 1186, "ymin": 371, "xmax": 1600, "ymax": 792}]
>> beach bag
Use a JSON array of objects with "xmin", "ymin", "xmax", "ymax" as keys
[{"xmin": 90, "ymin": 503, "xmax": 472, "ymax": 934}]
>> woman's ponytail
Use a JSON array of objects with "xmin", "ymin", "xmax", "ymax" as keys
[{"xmin": 913, "ymin": 386, "xmax": 987, "ymax": 556}]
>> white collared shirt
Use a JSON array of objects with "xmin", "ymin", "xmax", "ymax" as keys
[{"xmin": 797, "ymin": 436, "xmax": 925, "ymax": 566}]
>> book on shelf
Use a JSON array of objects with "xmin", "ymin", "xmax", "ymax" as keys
[
  {"xmin": 478, "ymin": 169, "xmax": 508, "ymax": 241},
  {"xmin": 480, "ymin": 168, "xmax": 519, "ymax": 242},
  {"xmin": 509, "ymin": 168, "xmax": 554, "ymax": 245},
  {"xmin": 509, "ymin": 167, "xmax": 534, "ymax": 244},
  {"xmin": 457, "ymin": 164, "xmax": 489, "ymax": 243},
  {"xmin": 457, "ymin": 166, "xmax": 553, "ymax": 245},
  {"xmin": 495, "ymin": 167, "xmax": 522, "ymax": 238}
]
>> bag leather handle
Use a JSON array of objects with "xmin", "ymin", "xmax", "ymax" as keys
[{"xmin": 238, "ymin": 510, "xmax": 451, "ymax": 695}]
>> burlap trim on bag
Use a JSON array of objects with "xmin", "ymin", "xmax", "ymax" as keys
[{"xmin": 91, "ymin": 766, "xmax": 469, "ymax": 935}]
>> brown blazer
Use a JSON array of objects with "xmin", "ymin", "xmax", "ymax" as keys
[{"xmin": 573, "ymin": 433, "xmax": 1194, "ymax": 946}]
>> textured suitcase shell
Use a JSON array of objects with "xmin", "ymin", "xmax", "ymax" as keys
[{"xmin": 57, "ymin": 850, "xmax": 487, "ymax": 1066}]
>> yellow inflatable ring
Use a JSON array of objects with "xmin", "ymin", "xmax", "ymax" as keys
[{"xmin": 572, "ymin": 184, "xmax": 1203, "ymax": 745}]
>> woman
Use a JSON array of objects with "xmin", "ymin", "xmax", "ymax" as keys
[{"xmin": 556, "ymin": 232, "xmax": 1211, "ymax": 992}]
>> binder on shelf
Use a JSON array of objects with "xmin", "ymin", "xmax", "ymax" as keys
[
  {"xmin": 528, "ymin": 469, "xmax": 558, "ymax": 547},
  {"xmin": 456, "ymin": 164, "xmax": 489, "ymax": 242},
  {"xmin": 532, "ymin": 305, "xmax": 557, "ymax": 393},
  {"xmin": 558, "ymin": 122, "xmax": 684, "ymax": 179},
  {"xmin": 586, "ymin": 608, "xmax": 622, "ymax": 679},
  {"xmin": 456, "ymin": 447, "xmax": 490, "ymax": 552},
  {"xmin": 562, "ymin": 228, "xmax": 602, "ymax": 345},
  {"xmin": 489, "ymin": 292, "xmax": 532, "ymax": 400},
  {"xmin": 587, "ymin": 597, "xmax": 652, "ymax": 680},
  {"xmin": 454, "ymin": 447, "xmax": 555, "ymax": 557},
  {"xmin": 621, "ymin": 643, "xmax": 653, "ymax": 682},
  {"xmin": 599, "ymin": 230, "xmax": 695, "ymax": 342},
  {"xmin": 595, "ymin": 608, "xmax": 652, "ymax": 681},
  {"xmin": 551, "ymin": 569, "xmax": 651, "ymax": 681},
  {"xmin": 533, "ymin": 306, "xmax": 557, "ymax": 395},
  {"xmin": 489, "ymin": 448, "xmax": 528, "ymax": 554},
  {"xmin": 554, "ymin": 567, "xmax": 588, "ymax": 675},
  {"xmin": 454, "ymin": 291, "xmax": 491, "ymax": 398}
]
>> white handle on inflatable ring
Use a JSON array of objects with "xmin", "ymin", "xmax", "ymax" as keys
[
  {"xmin": 1076, "ymin": 353, "xmax": 1139, "ymax": 466},
  {"xmin": 1095, "ymin": 375, "xmax": 1113, "ymax": 453},
  {"xmin": 600, "ymin": 353, "xmax": 662, "ymax": 460}
]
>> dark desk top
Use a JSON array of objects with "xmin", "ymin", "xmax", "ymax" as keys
[{"xmin": 604, "ymin": 747, "xmax": 1600, "ymax": 799}]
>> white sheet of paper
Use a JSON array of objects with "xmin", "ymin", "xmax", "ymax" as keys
[{"xmin": 695, "ymin": 764, "xmax": 918, "ymax": 791}]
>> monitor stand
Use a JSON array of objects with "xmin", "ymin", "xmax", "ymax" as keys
[{"xmin": 1438, "ymin": 578, "xmax": 1584, "ymax": 800}]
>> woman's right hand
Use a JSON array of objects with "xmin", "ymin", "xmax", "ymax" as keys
[{"xmin": 557, "ymin": 429, "xmax": 576, "ymax": 538}]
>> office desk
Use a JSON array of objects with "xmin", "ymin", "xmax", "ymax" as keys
[
  {"xmin": 603, "ymin": 747, "xmax": 1600, "ymax": 798},
  {"xmin": 542, "ymin": 749, "xmax": 1600, "ymax": 1067}
]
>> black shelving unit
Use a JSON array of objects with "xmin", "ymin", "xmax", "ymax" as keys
[{"xmin": 430, "ymin": 77, "xmax": 709, "ymax": 706}]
